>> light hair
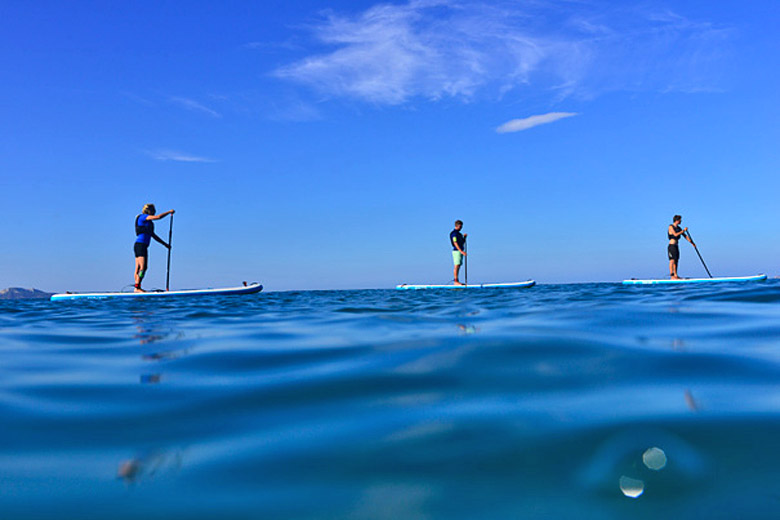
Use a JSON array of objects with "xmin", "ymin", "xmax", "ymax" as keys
[{"xmin": 142, "ymin": 204, "xmax": 156, "ymax": 215}]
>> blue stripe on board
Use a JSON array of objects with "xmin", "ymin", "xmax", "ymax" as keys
[
  {"xmin": 51, "ymin": 283, "xmax": 263, "ymax": 300},
  {"xmin": 396, "ymin": 281, "xmax": 536, "ymax": 290},
  {"xmin": 622, "ymin": 275, "xmax": 767, "ymax": 285}
]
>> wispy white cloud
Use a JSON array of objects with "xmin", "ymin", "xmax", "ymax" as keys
[
  {"xmin": 170, "ymin": 97, "xmax": 222, "ymax": 118},
  {"xmin": 266, "ymin": 99, "xmax": 322, "ymax": 122},
  {"xmin": 146, "ymin": 150, "xmax": 217, "ymax": 163},
  {"xmin": 243, "ymin": 40, "xmax": 302, "ymax": 52},
  {"xmin": 273, "ymin": 0, "xmax": 733, "ymax": 105},
  {"xmin": 244, "ymin": 41, "xmax": 271, "ymax": 50},
  {"xmin": 122, "ymin": 91, "xmax": 156, "ymax": 107},
  {"xmin": 496, "ymin": 112, "xmax": 578, "ymax": 133}
]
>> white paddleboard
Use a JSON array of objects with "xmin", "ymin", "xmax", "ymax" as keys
[
  {"xmin": 396, "ymin": 280, "xmax": 536, "ymax": 290},
  {"xmin": 51, "ymin": 282, "xmax": 263, "ymax": 300},
  {"xmin": 622, "ymin": 274, "xmax": 767, "ymax": 285}
]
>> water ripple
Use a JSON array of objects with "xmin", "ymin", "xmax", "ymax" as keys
[{"xmin": 1, "ymin": 282, "xmax": 779, "ymax": 519}]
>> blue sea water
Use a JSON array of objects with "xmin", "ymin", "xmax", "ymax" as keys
[{"xmin": 1, "ymin": 282, "xmax": 779, "ymax": 519}]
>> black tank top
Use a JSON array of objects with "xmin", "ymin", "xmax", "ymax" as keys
[{"xmin": 668, "ymin": 224, "xmax": 682, "ymax": 240}]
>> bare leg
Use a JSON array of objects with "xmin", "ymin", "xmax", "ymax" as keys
[
  {"xmin": 135, "ymin": 256, "xmax": 147, "ymax": 291},
  {"xmin": 453, "ymin": 264, "xmax": 464, "ymax": 285},
  {"xmin": 670, "ymin": 259, "xmax": 680, "ymax": 279}
]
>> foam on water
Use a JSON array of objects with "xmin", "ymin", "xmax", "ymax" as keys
[{"xmin": 1, "ymin": 282, "xmax": 779, "ymax": 519}]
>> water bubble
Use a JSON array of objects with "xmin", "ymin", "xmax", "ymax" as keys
[
  {"xmin": 619, "ymin": 476, "xmax": 644, "ymax": 498},
  {"xmin": 643, "ymin": 447, "xmax": 667, "ymax": 470}
]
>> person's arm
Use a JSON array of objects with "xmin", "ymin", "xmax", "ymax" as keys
[
  {"xmin": 453, "ymin": 234, "xmax": 467, "ymax": 255},
  {"xmin": 669, "ymin": 225, "xmax": 687, "ymax": 238},
  {"xmin": 152, "ymin": 233, "xmax": 170, "ymax": 248},
  {"xmin": 146, "ymin": 209, "xmax": 175, "ymax": 221},
  {"xmin": 683, "ymin": 230, "xmax": 695, "ymax": 246}
]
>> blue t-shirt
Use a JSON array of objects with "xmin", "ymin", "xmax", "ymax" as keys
[
  {"xmin": 450, "ymin": 229, "xmax": 465, "ymax": 251},
  {"xmin": 135, "ymin": 215, "xmax": 154, "ymax": 245}
]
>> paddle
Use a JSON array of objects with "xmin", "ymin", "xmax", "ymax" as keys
[
  {"xmin": 464, "ymin": 236, "xmax": 468, "ymax": 286},
  {"xmin": 166, "ymin": 214, "xmax": 173, "ymax": 291},
  {"xmin": 684, "ymin": 230, "xmax": 712, "ymax": 278}
]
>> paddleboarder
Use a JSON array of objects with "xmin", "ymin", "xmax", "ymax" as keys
[
  {"xmin": 450, "ymin": 220, "xmax": 467, "ymax": 285},
  {"xmin": 134, "ymin": 204, "xmax": 174, "ymax": 292},
  {"xmin": 668, "ymin": 215, "xmax": 695, "ymax": 280}
]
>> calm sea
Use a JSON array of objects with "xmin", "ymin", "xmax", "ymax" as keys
[{"xmin": 1, "ymin": 282, "xmax": 779, "ymax": 519}]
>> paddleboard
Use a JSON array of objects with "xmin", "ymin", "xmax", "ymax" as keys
[
  {"xmin": 51, "ymin": 282, "xmax": 263, "ymax": 301},
  {"xmin": 396, "ymin": 280, "xmax": 536, "ymax": 290},
  {"xmin": 622, "ymin": 274, "xmax": 767, "ymax": 285}
]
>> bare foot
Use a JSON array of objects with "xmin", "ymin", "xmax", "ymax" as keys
[
  {"xmin": 453, "ymin": 280, "xmax": 465, "ymax": 286},
  {"xmin": 134, "ymin": 287, "xmax": 146, "ymax": 293}
]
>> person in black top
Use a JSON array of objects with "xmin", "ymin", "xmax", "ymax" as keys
[
  {"xmin": 450, "ymin": 220, "xmax": 467, "ymax": 285},
  {"xmin": 668, "ymin": 214, "xmax": 695, "ymax": 279}
]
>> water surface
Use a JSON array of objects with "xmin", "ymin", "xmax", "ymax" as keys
[{"xmin": 1, "ymin": 282, "xmax": 779, "ymax": 519}]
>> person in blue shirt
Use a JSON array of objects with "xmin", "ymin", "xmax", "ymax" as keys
[
  {"xmin": 134, "ymin": 204, "xmax": 175, "ymax": 292},
  {"xmin": 450, "ymin": 220, "xmax": 467, "ymax": 285}
]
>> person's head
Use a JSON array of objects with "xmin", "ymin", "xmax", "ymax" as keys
[
  {"xmin": 673, "ymin": 215, "xmax": 682, "ymax": 225},
  {"xmin": 454, "ymin": 220, "xmax": 463, "ymax": 230},
  {"xmin": 143, "ymin": 204, "xmax": 157, "ymax": 215}
]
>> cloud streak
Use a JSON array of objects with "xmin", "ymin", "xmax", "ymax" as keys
[
  {"xmin": 146, "ymin": 150, "xmax": 217, "ymax": 163},
  {"xmin": 496, "ymin": 112, "xmax": 578, "ymax": 133},
  {"xmin": 170, "ymin": 97, "xmax": 222, "ymax": 118},
  {"xmin": 273, "ymin": 0, "xmax": 733, "ymax": 105}
]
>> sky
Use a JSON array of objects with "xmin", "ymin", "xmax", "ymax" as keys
[{"xmin": 1, "ymin": 0, "xmax": 779, "ymax": 291}]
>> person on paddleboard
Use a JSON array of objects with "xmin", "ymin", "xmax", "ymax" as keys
[
  {"xmin": 450, "ymin": 220, "xmax": 467, "ymax": 285},
  {"xmin": 134, "ymin": 204, "xmax": 174, "ymax": 292},
  {"xmin": 668, "ymin": 215, "xmax": 695, "ymax": 280}
]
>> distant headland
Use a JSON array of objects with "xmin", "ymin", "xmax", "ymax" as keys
[{"xmin": 0, "ymin": 288, "xmax": 53, "ymax": 300}]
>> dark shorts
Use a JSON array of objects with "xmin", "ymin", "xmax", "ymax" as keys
[
  {"xmin": 668, "ymin": 244, "xmax": 679, "ymax": 261},
  {"xmin": 134, "ymin": 242, "xmax": 149, "ymax": 259}
]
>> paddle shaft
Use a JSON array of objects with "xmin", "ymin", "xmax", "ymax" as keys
[
  {"xmin": 464, "ymin": 237, "xmax": 468, "ymax": 286},
  {"xmin": 166, "ymin": 214, "xmax": 173, "ymax": 291},
  {"xmin": 685, "ymin": 230, "xmax": 712, "ymax": 278}
]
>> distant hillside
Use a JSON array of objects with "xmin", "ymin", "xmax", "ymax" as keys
[{"xmin": 0, "ymin": 287, "xmax": 53, "ymax": 300}]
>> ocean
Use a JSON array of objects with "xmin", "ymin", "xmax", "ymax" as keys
[{"xmin": 1, "ymin": 282, "xmax": 779, "ymax": 519}]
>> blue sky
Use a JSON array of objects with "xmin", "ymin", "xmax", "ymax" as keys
[{"xmin": 1, "ymin": 0, "xmax": 778, "ymax": 291}]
